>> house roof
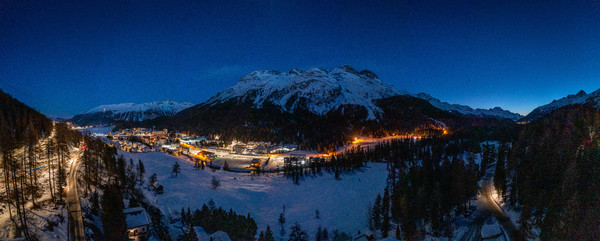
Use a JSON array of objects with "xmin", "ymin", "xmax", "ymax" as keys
[
  {"xmin": 123, "ymin": 207, "xmax": 152, "ymax": 229},
  {"xmin": 194, "ymin": 227, "xmax": 231, "ymax": 241}
]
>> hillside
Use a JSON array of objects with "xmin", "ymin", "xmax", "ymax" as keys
[
  {"xmin": 510, "ymin": 104, "xmax": 600, "ymax": 240},
  {"xmin": 0, "ymin": 89, "xmax": 52, "ymax": 147}
]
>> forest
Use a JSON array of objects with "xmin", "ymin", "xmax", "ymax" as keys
[
  {"xmin": 0, "ymin": 89, "xmax": 82, "ymax": 239},
  {"xmin": 508, "ymin": 104, "xmax": 600, "ymax": 240}
]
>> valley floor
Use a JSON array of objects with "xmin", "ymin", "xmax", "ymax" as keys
[{"xmin": 117, "ymin": 150, "xmax": 388, "ymax": 240}]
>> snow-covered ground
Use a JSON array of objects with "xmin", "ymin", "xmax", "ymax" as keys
[
  {"xmin": 0, "ymin": 162, "xmax": 71, "ymax": 240},
  {"xmin": 118, "ymin": 151, "xmax": 388, "ymax": 239},
  {"xmin": 0, "ymin": 200, "xmax": 69, "ymax": 241}
]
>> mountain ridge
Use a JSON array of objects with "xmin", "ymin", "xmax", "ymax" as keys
[
  {"xmin": 71, "ymin": 100, "xmax": 193, "ymax": 126},
  {"xmin": 413, "ymin": 93, "xmax": 523, "ymax": 121},
  {"xmin": 205, "ymin": 65, "xmax": 522, "ymax": 121},
  {"xmin": 521, "ymin": 89, "xmax": 600, "ymax": 122}
]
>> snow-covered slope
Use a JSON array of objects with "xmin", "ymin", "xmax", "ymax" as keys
[
  {"xmin": 206, "ymin": 65, "xmax": 407, "ymax": 120},
  {"xmin": 71, "ymin": 100, "xmax": 193, "ymax": 125},
  {"xmin": 522, "ymin": 90, "xmax": 599, "ymax": 122},
  {"xmin": 414, "ymin": 93, "xmax": 523, "ymax": 121},
  {"xmin": 586, "ymin": 89, "xmax": 600, "ymax": 107}
]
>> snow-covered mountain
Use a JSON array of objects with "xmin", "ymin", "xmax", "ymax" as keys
[
  {"xmin": 522, "ymin": 90, "xmax": 600, "ymax": 122},
  {"xmin": 71, "ymin": 100, "xmax": 194, "ymax": 125},
  {"xmin": 206, "ymin": 65, "xmax": 407, "ymax": 120},
  {"xmin": 206, "ymin": 65, "xmax": 522, "ymax": 120},
  {"xmin": 413, "ymin": 93, "xmax": 523, "ymax": 121}
]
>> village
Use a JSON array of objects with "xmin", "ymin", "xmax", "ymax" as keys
[{"xmin": 88, "ymin": 127, "xmax": 331, "ymax": 172}]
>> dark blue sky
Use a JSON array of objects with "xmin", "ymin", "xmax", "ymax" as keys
[{"xmin": 1, "ymin": 0, "xmax": 600, "ymax": 117}]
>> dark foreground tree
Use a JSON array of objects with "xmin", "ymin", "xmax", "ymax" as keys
[{"xmin": 101, "ymin": 184, "xmax": 127, "ymax": 241}]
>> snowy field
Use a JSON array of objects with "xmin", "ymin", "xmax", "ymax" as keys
[{"xmin": 117, "ymin": 151, "xmax": 388, "ymax": 239}]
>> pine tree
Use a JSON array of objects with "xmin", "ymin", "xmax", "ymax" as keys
[
  {"xmin": 149, "ymin": 173, "xmax": 158, "ymax": 188},
  {"xmin": 316, "ymin": 225, "xmax": 322, "ymax": 241},
  {"xmin": 137, "ymin": 159, "xmax": 145, "ymax": 185},
  {"xmin": 185, "ymin": 224, "xmax": 199, "ymax": 241},
  {"xmin": 288, "ymin": 222, "xmax": 308, "ymax": 241},
  {"xmin": 381, "ymin": 188, "xmax": 390, "ymax": 236},
  {"xmin": 117, "ymin": 155, "xmax": 126, "ymax": 187},
  {"xmin": 172, "ymin": 161, "xmax": 181, "ymax": 177},
  {"xmin": 101, "ymin": 184, "xmax": 127, "ymax": 241},
  {"xmin": 46, "ymin": 138, "xmax": 55, "ymax": 203},
  {"xmin": 372, "ymin": 194, "xmax": 382, "ymax": 228},
  {"xmin": 211, "ymin": 176, "xmax": 220, "ymax": 189},
  {"xmin": 265, "ymin": 225, "xmax": 275, "ymax": 241},
  {"xmin": 279, "ymin": 212, "xmax": 286, "ymax": 231},
  {"xmin": 494, "ymin": 145, "xmax": 506, "ymax": 198},
  {"xmin": 91, "ymin": 191, "xmax": 100, "ymax": 215}
]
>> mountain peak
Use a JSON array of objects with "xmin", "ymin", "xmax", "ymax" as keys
[{"xmin": 207, "ymin": 66, "xmax": 406, "ymax": 120}]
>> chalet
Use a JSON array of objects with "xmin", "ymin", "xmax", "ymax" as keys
[
  {"xmin": 123, "ymin": 207, "xmax": 152, "ymax": 241},
  {"xmin": 231, "ymin": 144, "xmax": 246, "ymax": 154},
  {"xmin": 193, "ymin": 227, "xmax": 232, "ymax": 241},
  {"xmin": 152, "ymin": 181, "xmax": 164, "ymax": 194}
]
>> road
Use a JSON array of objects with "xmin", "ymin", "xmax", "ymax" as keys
[
  {"xmin": 459, "ymin": 167, "xmax": 522, "ymax": 241},
  {"xmin": 66, "ymin": 148, "xmax": 85, "ymax": 241}
]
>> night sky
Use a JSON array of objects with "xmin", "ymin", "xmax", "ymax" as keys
[{"xmin": 1, "ymin": 0, "xmax": 600, "ymax": 117}]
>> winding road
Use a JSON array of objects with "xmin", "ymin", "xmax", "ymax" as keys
[
  {"xmin": 459, "ymin": 166, "xmax": 522, "ymax": 241},
  {"xmin": 66, "ymin": 148, "xmax": 85, "ymax": 241}
]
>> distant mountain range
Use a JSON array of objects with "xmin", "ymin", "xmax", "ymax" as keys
[
  {"xmin": 151, "ymin": 66, "xmax": 523, "ymax": 147},
  {"xmin": 74, "ymin": 66, "xmax": 523, "ymax": 127},
  {"xmin": 205, "ymin": 65, "xmax": 522, "ymax": 121},
  {"xmin": 73, "ymin": 66, "xmax": 600, "ymax": 132},
  {"xmin": 413, "ymin": 93, "xmax": 523, "ymax": 121},
  {"xmin": 521, "ymin": 89, "xmax": 600, "ymax": 122},
  {"xmin": 70, "ymin": 100, "xmax": 193, "ymax": 126}
]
